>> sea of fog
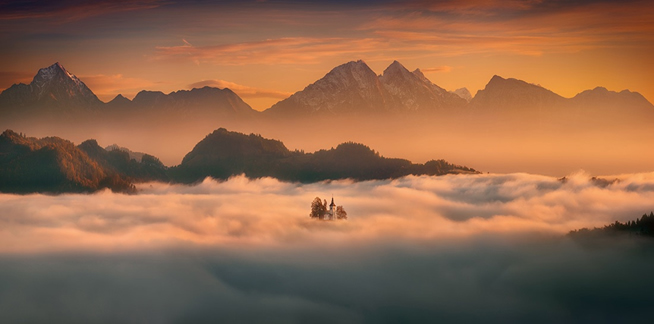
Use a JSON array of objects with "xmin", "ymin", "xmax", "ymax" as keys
[{"xmin": 1, "ymin": 172, "xmax": 654, "ymax": 323}]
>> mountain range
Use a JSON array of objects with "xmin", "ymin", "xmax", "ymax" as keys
[{"xmin": 1, "ymin": 60, "xmax": 651, "ymax": 121}]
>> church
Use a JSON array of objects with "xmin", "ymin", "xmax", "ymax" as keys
[{"xmin": 310, "ymin": 196, "xmax": 347, "ymax": 220}]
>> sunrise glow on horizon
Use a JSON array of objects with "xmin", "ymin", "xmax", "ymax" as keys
[
  {"xmin": 2, "ymin": 1, "xmax": 654, "ymax": 322},
  {"xmin": 1, "ymin": 0, "xmax": 652, "ymax": 110}
]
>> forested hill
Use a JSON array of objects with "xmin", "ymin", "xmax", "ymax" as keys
[
  {"xmin": 0, "ymin": 130, "xmax": 167, "ymax": 193},
  {"xmin": 168, "ymin": 128, "xmax": 478, "ymax": 183},
  {"xmin": 0, "ymin": 128, "xmax": 477, "ymax": 193},
  {"xmin": 569, "ymin": 212, "xmax": 654, "ymax": 239}
]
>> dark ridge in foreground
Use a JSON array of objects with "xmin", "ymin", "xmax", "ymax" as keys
[
  {"xmin": 569, "ymin": 212, "xmax": 654, "ymax": 239},
  {"xmin": 0, "ymin": 130, "xmax": 167, "ymax": 193},
  {"xmin": 0, "ymin": 128, "xmax": 477, "ymax": 193},
  {"xmin": 168, "ymin": 128, "xmax": 478, "ymax": 183}
]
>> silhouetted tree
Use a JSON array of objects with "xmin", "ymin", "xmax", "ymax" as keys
[
  {"xmin": 310, "ymin": 197, "xmax": 326, "ymax": 219},
  {"xmin": 336, "ymin": 206, "xmax": 347, "ymax": 220}
]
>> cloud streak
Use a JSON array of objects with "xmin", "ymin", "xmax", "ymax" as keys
[
  {"xmin": 154, "ymin": 37, "xmax": 386, "ymax": 65},
  {"xmin": 0, "ymin": 0, "xmax": 163, "ymax": 22}
]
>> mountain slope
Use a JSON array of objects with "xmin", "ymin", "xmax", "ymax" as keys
[
  {"xmin": 112, "ymin": 86, "xmax": 258, "ymax": 118},
  {"xmin": 570, "ymin": 87, "xmax": 654, "ymax": 120},
  {"xmin": 380, "ymin": 61, "xmax": 467, "ymax": 111},
  {"xmin": 264, "ymin": 60, "xmax": 391, "ymax": 116},
  {"xmin": 470, "ymin": 75, "xmax": 566, "ymax": 114}
]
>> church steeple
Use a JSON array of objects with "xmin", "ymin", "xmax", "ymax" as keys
[{"xmin": 329, "ymin": 196, "xmax": 336, "ymax": 220}]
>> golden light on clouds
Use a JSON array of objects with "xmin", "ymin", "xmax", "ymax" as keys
[{"xmin": 2, "ymin": 173, "xmax": 654, "ymax": 254}]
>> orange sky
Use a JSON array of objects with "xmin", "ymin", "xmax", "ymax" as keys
[{"xmin": 0, "ymin": 0, "xmax": 652, "ymax": 110}]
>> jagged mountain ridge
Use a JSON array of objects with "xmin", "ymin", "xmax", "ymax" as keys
[
  {"xmin": 0, "ymin": 63, "xmax": 259, "ymax": 119},
  {"xmin": 264, "ymin": 60, "xmax": 467, "ymax": 116},
  {"xmin": 264, "ymin": 60, "xmax": 393, "ymax": 115},
  {"xmin": 379, "ymin": 61, "xmax": 467, "ymax": 111},
  {"xmin": 0, "ymin": 61, "xmax": 652, "ymax": 121}
]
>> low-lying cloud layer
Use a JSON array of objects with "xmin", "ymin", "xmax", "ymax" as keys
[
  {"xmin": 1, "ymin": 172, "xmax": 654, "ymax": 322},
  {"xmin": 2, "ymin": 172, "xmax": 654, "ymax": 253}
]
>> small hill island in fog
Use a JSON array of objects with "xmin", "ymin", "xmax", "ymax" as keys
[{"xmin": 310, "ymin": 196, "xmax": 347, "ymax": 220}]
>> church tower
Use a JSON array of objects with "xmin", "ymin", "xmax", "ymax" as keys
[{"xmin": 329, "ymin": 196, "xmax": 336, "ymax": 220}]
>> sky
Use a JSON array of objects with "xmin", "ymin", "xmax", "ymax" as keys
[
  {"xmin": 0, "ymin": 0, "xmax": 653, "ymax": 110},
  {"xmin": 2, "ymin": 173, "xmax": 654, "ymax": 321}
]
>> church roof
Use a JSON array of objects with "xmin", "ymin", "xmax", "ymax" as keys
[{"xmin": 330, "ymin": 197, "xmax": 336, "ymax": 207}]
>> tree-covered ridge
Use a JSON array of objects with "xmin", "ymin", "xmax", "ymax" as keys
[
  {"xmin": 169, "ymin": 128, "xmax": 478, "ymax": 183},
  {"xmin": 0, "ymin": 130, "xmax": 166, "ymax": 193},
  {"xmin": 569, "ymin": 212, "xmax": 654, "ymax": 238},
  {"xmin": 0, "ymin": 127, "xmax": 478, "ymax": 193}
]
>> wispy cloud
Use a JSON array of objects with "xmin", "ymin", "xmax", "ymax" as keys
[
  {"xmin": 154, "ymin": 37, "xmax": 386, "ymax": 65},
  {"xmin": 0, "ymin": 0, "xmax": 163, "ymax": 22},
  {"xmin": 422, "ymin": 66, "xmax": 453, "ymax": 73},
  {"xmin": 360, "ymin": 1, "xmax": 654, "ymax": 56},
  {"xmin": 188, "ymin": 80, "xmax": 291, "ymax": 99}
]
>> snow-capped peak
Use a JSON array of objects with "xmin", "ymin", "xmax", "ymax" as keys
[{"xmin": 35, "ymin": 62, "xmax": 66, "ymax": 82}]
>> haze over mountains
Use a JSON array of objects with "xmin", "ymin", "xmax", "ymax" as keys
[{"xmin": 0, "ymin": 60, "xmax": 652, "ymax": 176}]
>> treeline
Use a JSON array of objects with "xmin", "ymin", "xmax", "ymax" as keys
[{"xmin": 569, "ymin": 212, "xmax": 654, "ymax": 238}]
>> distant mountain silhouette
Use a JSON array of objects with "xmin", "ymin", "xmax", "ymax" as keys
[
  {"xmin": 451, "ymin": 88, "xmax": 472, "ymax": 102},
  {"xmin": 0, "ymin": 129, "xmax": 167, "ymax": 193},
  {"xmin": 470, "ymin": 75, "xmax": 566, "ymax": 115},
  {"xmin": 569, "ymin": 87, "xmax": 654, "ymax": 121},
  {"xmin": 121, "ymin": 86, "xmax": 257, "ymax": 117},
  {"xmin": 105, "ymin": 144, "xmax": 145, "ymax": 161},
  {"xmin": 264, "ymin": 60, "xmax": 466, "ymax": 116},
  {"xmin": 0, "ymin": 63, "xmax": 258, "ymax": 121},
  {"xmin": 79, "ymin": 139, "xmax": 168, "ymax": 182},
  {"xmin": 1, "ymin": 61, "xmax": 651, "ymax": 125},
  {"xmin": 470, "ymin": 75, "xmax": 654, "ymax": 121},
  {"xmin": 0, "ymin": 62, "xmax": 101, "ymax": 116},
  {"xmin": 169, "ymin": 128, "xmax": 478, "ymax": 183}
]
